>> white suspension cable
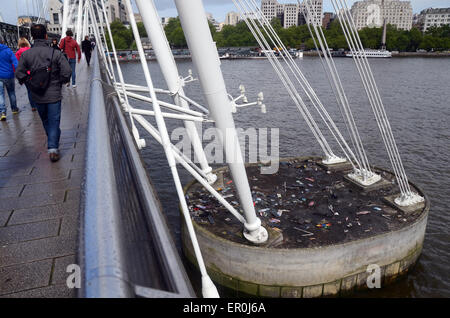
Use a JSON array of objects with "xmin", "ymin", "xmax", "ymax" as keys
[
  {"xmin": 245, "ymin": 0, "xmax": 361, "ymax": 169},
  {"xmin": 332, "ymin": 0, "xmax": 411, "ymax": 195},
  {"xmin": 123, "ymin": 0, "xmax": 219, "ymax": 298},
  {"xmin": 332, "ymin": 0, "xmax": 407, "ymax": 192},
  {"xmin": 339, "ymin": 0, "xmax": 412, "ymax": 192},
  {"xmin": 301, "ymin": 0, "xmax": 373, "ymax": 177},
  {"xmin": 236, "ymin": 0, "xmax": 362, "ymax": 170},
  {"xmin": 233, "ymin": 0, "xmax": 333, "ymax": 158}
]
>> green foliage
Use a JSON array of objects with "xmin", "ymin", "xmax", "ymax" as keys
[
  {"xmin": 164, "ymin": 17, "xmax": 186, "ymax": 48},
  {"xmin": 164, "ymin": 17, "xmax": 217, "ymax": 48},
  {"xmin": 106, "ymin": 19, "xmax": 133, "ymax": 50},
  {"xmin": 137, "ymin": 22, "xmax": 147, "ymax": 38},
  {"xmin": 105, "ymin": 18, "xmax": 450, "ymax": 52},
  {"xmin": 213, "ymin": 21, "xmax": 257, "ymax": 47}
]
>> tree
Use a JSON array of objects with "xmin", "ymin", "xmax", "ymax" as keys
[
  {"xmin": 137, "ymin": 22, "xmax": 147, "ymax": 38},
  {"xmin": 165, "ymin": 17, "xmax": 216, "ymax": 48},
  {"xmin": 106, "ymin": 19, "xmax": 133, "ymax": 50}
]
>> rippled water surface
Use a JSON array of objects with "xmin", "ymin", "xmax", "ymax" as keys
[{"xmin": 121, "ymin": 57, "xmax": 450, "ymax": 297}]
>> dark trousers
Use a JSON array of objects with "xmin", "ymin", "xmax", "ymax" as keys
[
  {"xmin": 69, "ymin": 59, "xmax": 76, "ymax": 85},
  {"xmin": 85, "ymin": 53, "xmax": 91, "ymax": 66},
  {"xmin": 35, "ymin": 101, "xmax": 62, "ymax": 150},
  {"xmin": 26, "ymin": 86, "xmax": 37, "ymax": 109},
  {"xmin": 0, "ymin": 78, "xmax": 17, "ymax": 113}
]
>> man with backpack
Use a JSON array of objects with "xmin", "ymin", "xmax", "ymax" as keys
[
  {"xmin": 0, "ymin": 36, "xmax": 19, "ymax": 120},
  {"xmin": 59, "ymin": 29, "xmax": 81, "ymax": 88},
  {"xmin": 16, "ymin": 24, "xmax": 71, "ymax": 162}
]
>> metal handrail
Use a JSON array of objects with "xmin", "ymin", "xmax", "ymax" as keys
[{"xmin": 80, "ymin": 50, "xmax": 194, "ymax": 298}]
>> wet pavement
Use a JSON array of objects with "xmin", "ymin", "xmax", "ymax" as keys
[
  {"xmin": 187, "ymin": 158, "xmax": 426, "ymax": 248},
  {"xmin": 0, "ymin": 61, "xmax": 91, "ymax": 297}
]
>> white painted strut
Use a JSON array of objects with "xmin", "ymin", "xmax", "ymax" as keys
[
  {"xmin": 175, "ymin": 0, "xmax": 268, "ymax": 244},
  {"xmin": 75, "ymin": 0, "xmax": 84, "ymax": 43},
  {"xmin": 123, "ymin": 0, "xmax": 219, "ymax": 298},
  {"xmin": 61, "ymin": 0, "xmax": 70, "ymax": 37},
  {"xmin": 135, "ymin": 0, "xmax": 217, "ymax": 185}
]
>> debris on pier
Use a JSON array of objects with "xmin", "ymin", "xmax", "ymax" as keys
[{"xmin": 186, "ymin": 158, "xmax": 424, "ymax": 248}]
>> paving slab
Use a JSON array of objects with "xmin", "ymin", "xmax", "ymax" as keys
[
  {"xmin": 0, "ymin": 60, "xmax": 91, "ymax": 297},
  {"xmin": 0, "ymin": 259, "xmax": 53, "ymax": 295}
]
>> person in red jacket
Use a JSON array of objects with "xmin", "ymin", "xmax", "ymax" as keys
[
  {"xmin": 15, "ymin": 37, "xmax": 37, "ymax": 111},
  {"xmin": 59, "ymin": 30, "xmax": 81, "ymax": 88}
]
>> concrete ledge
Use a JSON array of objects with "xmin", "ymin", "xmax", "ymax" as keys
[
  {"xmin": 344, "ymin": 174, "xmax": 392, "ymax": 192},
  {"xmin": 383, "ymin": 194, "xmax": 425, "ymax": 215},
  {"xmin": 182, "ymin": 156, "xmax": 430, "ymax": 298},
  {"xmin": 317, "ymin": 160, "xmax": 353, "ymax": 172}
]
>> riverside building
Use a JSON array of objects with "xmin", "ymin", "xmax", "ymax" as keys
[
  {"xmin": 351, "ymin": 0, "xmax": 413, "ymax": 31},
  {"xmin": 261, "ymin": 0, "xmax": 323, "ymax": 28},
  {"xmin": 419, "ymin": 8, "xmax": 450, "ymax": 32},
  {"xmin": 225, "ymin": 11, "xmax": 240, "ymax": 26}
]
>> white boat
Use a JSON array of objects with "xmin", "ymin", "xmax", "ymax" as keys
[
  {"xmin": 346, "ymin": 49, "xmax": 392, "ymax": 58},
  {"xmin": 346, "ymin": 17, "xmax": 392, "ymax": 58}
]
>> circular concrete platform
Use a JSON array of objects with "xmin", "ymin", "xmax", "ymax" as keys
[{"xmin": 182, "ymin": 157, "xmax": 429, "ymax": 297}]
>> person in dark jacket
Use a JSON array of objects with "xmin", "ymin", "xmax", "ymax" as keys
[
  {"xmin": 16, "ymin": 24, "xmax": 71, "ymax": 162},
  {"xmin": 50, "ymin": 38, "xmax": 61, "ymax": 51},
  {"xmin": 0, "ymin": 36, "xmax": 19, "ymax": 120},
  {"xmin": 81, "ymin": 36, "xmax": 92, "ymax": 67},
  {"xmin": 59, "ymin": 30, "xmax": 81, "ymax": 88}
]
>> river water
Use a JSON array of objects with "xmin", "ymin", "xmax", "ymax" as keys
[{"xmin": 121, "ymin": 56, "xmax": 450, "ymax": 297}]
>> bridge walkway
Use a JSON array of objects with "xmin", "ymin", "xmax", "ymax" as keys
[{"xmin": 0, "ymin": 60, "xmax": 91, "ymax": 297}]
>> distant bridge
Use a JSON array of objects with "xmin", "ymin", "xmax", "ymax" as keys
[{"xmin": 0, "ymin": 21, "xmax": 59, "ymax": 50}]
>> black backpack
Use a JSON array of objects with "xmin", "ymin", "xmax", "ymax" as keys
[{"xmin": 26, "ymin": 48, "xmax": 55, "ymax": 96}]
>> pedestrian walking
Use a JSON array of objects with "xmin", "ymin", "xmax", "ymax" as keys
[
  {"xmin": 50, "ymin": 38, "xmax": 61, "ymax": 51},
  {"xmin": 59, "ymin": 30, "xmax": 80, "ymax": 88},
  {"xmin": 15, "ymin": 37, "xmax": 37, "ymax": 112},
  {"xmin": 16, "ymin": 24, "xmax": 71, "ymax": 162},
  {"xmin": 0, "ymin": 36, "xmax": 19, "ymax": 121},
  {"xmin": 81, "ymin": 36, "xmax": 92, "ymax": 67}
]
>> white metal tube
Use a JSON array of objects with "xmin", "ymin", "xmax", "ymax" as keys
[
  {"xmin": 124, "ymin": 0, "xmax": 219, "ymax": 297},
  {"xmin": 82, "ymin": 2, "xmax": 88, "ymax": 38},
  {"xmin": 76, "ymin": 0, "xmax": 84, "ymax": 43},
  {"xmin": 133, "ymin": 114, "xmax": 246, "ymax": 225},
  {"xmin": 130, "ymin": 108, "xmax": 208, "ymax": 122},
  {"xmin": 119, "ymin": 89, "xmax": 205, "ymax": 117},
  {"xmin": 115, "ymin": 84, "xmax": 210, "ymax": 114},
  {"xmin": 61, "ymin": 0, "xmax": 70, "ymax": 37},
  {"xmin": 135, "ymin": 0, "xmax": 216, "ymax": 184},
  {"xmin": 66, "ymin": 2, "xmax": 76, "ymax": 36},
  {"xmin": 175, "ymin": 0, "xmax": 267, "ymax": 244},
  {"xmin": 87, "ymin": 2, "xmax": 114, "ymax": 81}
]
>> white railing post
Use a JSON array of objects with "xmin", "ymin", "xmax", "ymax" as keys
[
  {"xmin": 174, "ymin": 0, "xmax": 268, "ymax": 244},
  {"xmin": 135, "ymin": 0, "xmax": 217, "ymax": 184},
  {"xmin": 61, "ymin": 0, "xmax": 70, "ymax": 37}
]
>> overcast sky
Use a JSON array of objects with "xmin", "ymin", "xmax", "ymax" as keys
[{"xmin": 1, "ymin": 0, "xmax": 449, "ymax": 25}]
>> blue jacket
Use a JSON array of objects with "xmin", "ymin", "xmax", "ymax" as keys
[{"xmin": 0, "ymin": 44, "xmax": 18, "ymax": 79}]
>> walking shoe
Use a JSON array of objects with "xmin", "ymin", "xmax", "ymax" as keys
[
  {"xmin": 0, "ymin": 113, "xmax": 6, "ymax": 121},
  {"xmin": 72, "ymin": 84, "xmax": 77, "ymax": 88},
  {"xmin": 66, "ymin": 83, "xmax": 71, "ymax": 87},
  {"xmin": 12, "ymin": 108, "xmax": 19, "ymax": 114},
  {"xmin": 49, "ymin": 152, "xmax": 60, "ymax": 163},
  {"xmin": 31, "ymin": 107, "xmax": 37, "ymax": 112}
]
